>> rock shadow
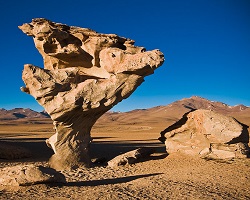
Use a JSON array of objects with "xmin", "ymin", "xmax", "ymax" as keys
[
  {"xmin": 66, "ymin": 173, "xmax": 163, "ymax": 187},
  {"xmin": 0, "ymin": 139, "xmax": 54, "ymax": 161},
  {"xmin": 0, "ymin": 137, "xmax": 166, "ymax": 163},
  {"xmin": 91, "ymin": 139, "xmax": 166, "ymax": 162},
  {"xmin": 136, "ymin": 153, "xmax": 168, "ymax": 164},
  {"xmin": 227, "ymin": 119, "xmax": 249, "ymax": 144},
  {"xmin": 158, "ymin": 109, "xmax": 195, "ymax": 143}
]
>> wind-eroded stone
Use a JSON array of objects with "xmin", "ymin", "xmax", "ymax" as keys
[
  {"xmin": 19, "ymin": 18, "xmax": 164, "ymax": 170},
  {"xmin": 160, "ymin": 109, "xmax": 249, "ymax": 159}
]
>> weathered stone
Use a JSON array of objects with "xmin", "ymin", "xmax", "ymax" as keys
[
  {"xmin": 108, "ymin": 148, "xmax": 154, "ymax": 168},
  {"xmin": 0, "ymin": 142, "xmax": 32, "ymax": 160},
  {"xmin": 160, "ymin": 109, "xmax": 250, "ymax": 159},
  {"xmin": 19, "ymin": 18, "xmax": 164, "ymax": 170},
  {"xmin": 0, "ymin": 164, "xmax": 66, "ymax": 186},
  {"xmin": 204, "ymin": 142, "xmax": 250, "ymax": 159}
]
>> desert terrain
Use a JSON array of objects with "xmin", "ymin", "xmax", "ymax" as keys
[{"xmin": 0, "ymin": 96, "xmax": 250, "ymax": 199}]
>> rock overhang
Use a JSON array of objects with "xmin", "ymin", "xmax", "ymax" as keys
[{"xmin": 19, "ymin": 18, "xmax": 164, "ymax": 170}]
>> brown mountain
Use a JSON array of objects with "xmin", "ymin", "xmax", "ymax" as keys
[
  {"xmin": 0, "ymin": 108, "xmax": 49, "ymax": 120},
  {"xmin": 97, "ymin": 96, "xmax": 250, "ymax": 128},
  {"xmin": 1, "ymin": 96, "xmax": 249, "ymax": 127}
]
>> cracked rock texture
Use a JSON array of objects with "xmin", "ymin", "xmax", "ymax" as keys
[
  {"xmin": 160, "ymin": 109, "xmax": 249, "ymax": 159},
  {"xmin": 18, "ymin": 18, "xmax": 164, "ymax": 170}
]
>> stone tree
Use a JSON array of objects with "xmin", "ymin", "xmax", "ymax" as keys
[{"xmin": 19, "ymin": 18, "xmax": 164, "ymax": 170}]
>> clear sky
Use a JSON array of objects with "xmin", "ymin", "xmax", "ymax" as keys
[{"xmin": 0, "ymin": 0, "xmax": 249, "ymax": 112}]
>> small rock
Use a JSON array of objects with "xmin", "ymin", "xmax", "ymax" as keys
[
  {"xmin": 0, "ymin": 164, "xmax": 66, "ymax": 186},
  {"xmin": 108, "ymin": 147, "xmax": 155, "ymax": 168},
  {"xmin": 208, "ymin": 149, "xmax": 236, "ymax": 160},
  {"xmin": 199, "ymin": 148, "xmax": 211, "ymax": 157}
]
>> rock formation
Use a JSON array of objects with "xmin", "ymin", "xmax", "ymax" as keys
[
  {"xmin": 18, "ymin": 18, "xmax": 164, "ymax": 170},
  {"xmin": 108, "ymin": 147, "xmax": 155, "ymax": 168},
  {"xmin": 159, "ymin": 109, "xmax": 249, "ymax": 159},
  {"xmin": 0, "ymin": 164, "xmax": 65, "ymax": 186}
]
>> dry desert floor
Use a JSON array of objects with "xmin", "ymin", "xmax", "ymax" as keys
[{"xmin": 0, "ymin": 118, "xmax": 250, "ymax": 199}]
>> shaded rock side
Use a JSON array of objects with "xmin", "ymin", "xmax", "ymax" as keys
[
  {"xmin": 160, "ymin": 109, "xmax": 249, "ymax": 159},
  {"xmin": 18, "ymin": 18, "xmax": 164, "ymax": 170},
  {"xmin": 0, "ymin": 164, "xmax": 66, "ymax": 186},
  {"xmin": 0, "ymin": 142, "xmax": 32, "ymax": 160}
]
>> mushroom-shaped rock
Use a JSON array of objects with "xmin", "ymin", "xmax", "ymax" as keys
[
  {"xmin": 159, "ymin": 109, "xmax": 250, "ymax": 159},
  {"xmin": 19, "ymin": 18, "xmax": 164, "ymax": 170}
]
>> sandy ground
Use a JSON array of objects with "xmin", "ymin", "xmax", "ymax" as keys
[{"xmin": 0, "ymin": 118, "xmax": 250, "ymax": 199}]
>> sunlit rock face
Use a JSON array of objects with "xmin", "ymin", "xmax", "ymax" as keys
[
  {"xmin": 19, "ymin": 18, "xmax": 164, "ymax": 170},
  {"xmin": 160, "ymin": 109, "xmax": 250, "ymax": 159}
]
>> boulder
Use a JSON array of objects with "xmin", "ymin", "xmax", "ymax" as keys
[
  {"xmin": 0, "ymin": 164, "xmax": 66, "ymax": 186},
  {"xmin": 160, "ymin": 109, "xmax": 249, "ymax": 159},
  {"xmin": 108, "ymin": 147, "xmax": 154, "ymax": 168},
  {"xmin": 18, "ymin": 18, "xmax": 164, "ymax": 170}
]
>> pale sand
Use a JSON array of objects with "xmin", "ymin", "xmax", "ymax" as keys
[{"xmin": 0, "ymin": 118, "xmax": 250, "ymax": 199}]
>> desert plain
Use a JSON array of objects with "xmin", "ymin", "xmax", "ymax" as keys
[{"xmin": 0, "ymin": 97, "xmax": 250, "ymax": 199}]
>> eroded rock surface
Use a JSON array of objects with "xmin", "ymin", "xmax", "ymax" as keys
[
  {"xmin": 0, "ymin": 164, "xmax": 66, "ymax": 186},
  {"xmin": 19, "ymin": 18, "xmax": 164, "ymax": 170},
  {"xmin": 160, "ymin": 109, "xmax": 249, "ymax": 159}
]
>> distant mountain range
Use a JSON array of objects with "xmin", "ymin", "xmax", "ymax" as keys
[
  {"xmin": 98, "ymin": 96, "xmax": 250, "ymax": 126},
  {"xmin": 0, "ymin": 108, "xmax": 49, "ymax": 120},
  {"xmin": 1, "ymin": 96, "xmax": 249, "ymax": 125}
]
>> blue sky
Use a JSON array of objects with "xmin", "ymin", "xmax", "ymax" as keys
[{"xmin": 0, "ymin": 0, "xmax": 249, "ymax": 112}]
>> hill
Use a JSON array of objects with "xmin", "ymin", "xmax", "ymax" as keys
[
  {"xmin": 1, "ymin": 96, "xmax": 249, "ymax": 127},
  {"xmin": 97, "ymin": 96, "xmax": 250, "ymax": 127},
  {"xmin": 0, "ymin": 108, "xmax": 49, "ymax": 120}
]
